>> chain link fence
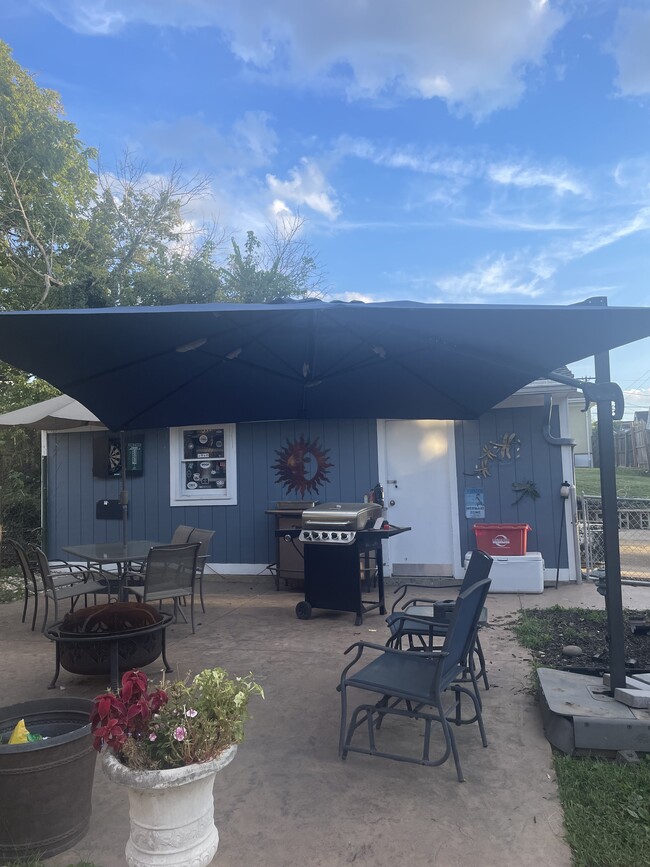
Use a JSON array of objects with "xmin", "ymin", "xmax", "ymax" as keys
[{"xmin": 579, "ymin": 495, "xmax": 650, "ymax": 582}]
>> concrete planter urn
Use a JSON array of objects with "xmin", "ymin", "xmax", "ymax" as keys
[{"xmin": 102, "ymin": 744, "xmax": 237, "ymax": 867}]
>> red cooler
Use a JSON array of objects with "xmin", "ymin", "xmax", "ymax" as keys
[{"xmin": 473, "ymin": 523, "xmax": 531, "ymax": 556}]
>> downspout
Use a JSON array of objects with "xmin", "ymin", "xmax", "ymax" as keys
[{"xmin": 542, "ymin": 394, "xmax": 581, "ymax": 584}]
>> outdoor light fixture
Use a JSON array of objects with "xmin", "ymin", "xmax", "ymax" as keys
[
  {"xmin": 560, "ymin": 481, "xmax": 572, "ymax": 498},
  {"xmin": 175, "ymin": 337, "xmax": 207, "ymax": 353}
]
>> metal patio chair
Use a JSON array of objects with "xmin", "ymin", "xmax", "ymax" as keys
[
  {"xmin": 4, "ymin": 539, "xmax": 41, "ymax": 631},
  {"xmin": 125, "ymin": 543, "xmax": 200, "ymax": 633},
  {"xmin": 28, "ymin": 544, "xmax": 112, "ymax": 632},
  {"xmin": 186, "ymin": 527, "xmax": 215, "ymax": 612},
  {"xmin": 385, "ymin": 549, "xmax": 493, "ymax": 691},
  {"xmin": 338, "ymin": 575, "xmax": 492, "ymax": 782}
]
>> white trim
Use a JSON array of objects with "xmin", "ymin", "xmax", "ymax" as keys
[
  {"xmin": 205, "ymin": 562, "xmax": 274, "ymax": 576},
  {"xmin": 376, "ymin": 420, "xmax": 390, "ymax": 573},
  {"xmin": 446, "ymin": 421, "xmax": 463, "ymax": 578},
  {"xmin": 169, "ymin": 423, "xmax": 238, "ymax": 507},
  {"xmin": 558, "ymin": 397, "xmax": 581, "ymax": 583}
]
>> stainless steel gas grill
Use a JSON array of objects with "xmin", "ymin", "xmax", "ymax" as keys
[{"xmin": 277, "ymin": 502, "xmax": 411, "ymax": 625}]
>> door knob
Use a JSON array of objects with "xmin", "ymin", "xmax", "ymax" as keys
[{"xmin": 389, "ymin": 499, "xmax": 396, "ymax": 506}]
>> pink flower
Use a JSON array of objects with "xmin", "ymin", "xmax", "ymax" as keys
[
  {"xmin": 186, "ymin": 708, "xmax": 198, "ymax": 718},
  {"xmin": 148, "ymin": 733, "xmax": 157, "ymax": 741},
  {"xmin": 173, "ymin": 726, "xmax": 187, "ymax": 742}
]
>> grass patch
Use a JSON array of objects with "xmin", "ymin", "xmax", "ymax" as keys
[
  {"xmin": 575, "ymin": 467, "xmax": 650, "ymax": 498},
  {"xmin": 554, "ymin": 754, "xmax": 650, "ymax": 867},
  {"xmin": 512, "ymin": 606, "xmax": 650, "ymax": 866}
]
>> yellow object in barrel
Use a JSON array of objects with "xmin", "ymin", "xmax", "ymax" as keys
[{"xmin": 8, "ymin": 718, "xmax": 30, "ymax": 744}]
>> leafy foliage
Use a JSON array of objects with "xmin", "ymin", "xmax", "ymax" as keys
[{"xmin": 92, "ymin": 668, "xmax": 264, "ymax": 771}]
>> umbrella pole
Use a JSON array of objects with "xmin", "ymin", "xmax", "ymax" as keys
[
  {"xmin": 119, "ymin": 430, "xmax": 128, "ymax": 547},
  {"xmin": 594, "ymin": 350, "xmax": 626, "ymax": 694}
]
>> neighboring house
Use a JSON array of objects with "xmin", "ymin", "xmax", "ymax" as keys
[
  {"xmin": 39, "ymin": 375, "xmax": 580, "ymax": 584},
  {"xmin": 568, "ymin": 397, "xmax": 593, "ymax": 468}
]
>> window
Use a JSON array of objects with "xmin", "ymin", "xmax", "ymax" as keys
[{"xmin": 169, "ymin": 424, "xmax": 237, "ymax": 506}]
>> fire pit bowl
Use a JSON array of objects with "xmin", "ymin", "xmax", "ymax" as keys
[{"xmin": 45, "ymin": 602, "xmax": 173, "ymax": 690}]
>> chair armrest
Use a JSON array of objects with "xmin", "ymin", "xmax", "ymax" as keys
[
  {"xmin": 390, "ymin": 582, "xmax": 461, "ymax": 612},
  {"xmin": 340, "ymin": 640, "xmax": 447, "ymax": 688}
]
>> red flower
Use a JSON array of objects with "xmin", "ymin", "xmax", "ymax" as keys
[
  {"xmin": 120, "ymin": 670, "xmax": 148, "ymax": 703},
  {"xmin": 90, "ymin": 669, "xmax": 170, "ymax": 754}
]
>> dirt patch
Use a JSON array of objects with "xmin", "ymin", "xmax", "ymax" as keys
[{"xmin": 515, "ymin": 606, "xmax": 650, "ymax": 673}]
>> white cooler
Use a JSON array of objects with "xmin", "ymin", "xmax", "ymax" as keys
[{"xmin": 464, "ymin": 551, "xmax": 544, "ymax": 594}]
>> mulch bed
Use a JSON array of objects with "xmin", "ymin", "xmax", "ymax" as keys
[{"xmin": 518, "ymin": 606, "xmax": 650, "ymax": 673}]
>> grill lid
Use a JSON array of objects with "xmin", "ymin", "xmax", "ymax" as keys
[{"xmin": 302, "ymin": 502, "xmax": 381, "ymax": 530}]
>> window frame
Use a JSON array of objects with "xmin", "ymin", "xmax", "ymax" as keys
[{"xmin": 169, "ymin": 423, "xmax": 238, "ymax": 506}]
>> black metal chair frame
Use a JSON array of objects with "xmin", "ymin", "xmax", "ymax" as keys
[
  {"xmin": 125, "ymin": 543, "xmax": 200, "ymax": 633},
  {"xmin": 385, "ymin": 549, "xmax": 493, "ymax": 691},
  {"xmin": 339, "ymin": 576, "xmax": 492, "ymax": 782},
  {"xmin": 27, "ymin": 544, "xmax": 111, "ymax": 632},
  {"xmin": 5, "ymin": 539, "xmax": 40, "ymax": 631}
]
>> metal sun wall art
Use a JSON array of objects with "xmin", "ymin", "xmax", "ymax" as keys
[{"xmin": 272, "ymin": 435, "xmax": 333, "ymax": 497}]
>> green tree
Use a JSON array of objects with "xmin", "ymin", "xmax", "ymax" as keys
[
  {"xmin": 0, "ymin": 40, "xmax": 97, "ymax": 309},
  {"xmin": 218, "ymin": 218, "xmax": 324, "ymax": 303}
]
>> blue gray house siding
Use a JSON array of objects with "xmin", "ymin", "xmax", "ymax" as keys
[
  {"xmin": 454, "ymin": 403, "xmax": 567, "ymax": 568},
  {"xmin": 47, "ymin": 419, "xmax": 380, "ymax": 563},
  {"xmin": 47, "ymin": 405, "xmax": 569, "ymax": 570}
]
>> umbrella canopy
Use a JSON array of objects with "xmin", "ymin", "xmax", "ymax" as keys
[
  {"xmin": 0, "ymin": 394, "xmax": 104, "ymax": 431},
  {"xmin": 0, "ymin": 298, "xmax": 648, "ymax": 431}
]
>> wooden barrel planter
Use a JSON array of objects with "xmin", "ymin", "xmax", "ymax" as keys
[
  {"xmin": 45, "ymin": 602, "xmax": 173, "ymax": 690},
  {"xmin": 0, "ymin": 697, "xmax": 96, "ymax": 859}
]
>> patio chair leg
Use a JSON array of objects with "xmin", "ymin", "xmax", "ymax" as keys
[
  {"xmin": 339, "ymin": 686, "xmax": 349, "ymax": 758},
  {"xmin": 438, "ymin": 700, "xmax": 464, "ymax": 782},
  {"xmin": 30, "ymin": 584, "xmax": 39, "ymax": 632},
  {"xmin": 199, "ymin": 574, "xmax": 206, "ymax": 613},
  {"xmin": 21, "ymin": 578, "xmax": 29, "ymax": 624}
]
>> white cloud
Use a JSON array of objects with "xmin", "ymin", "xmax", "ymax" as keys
[
  {"xmin": 139, "ymin": 112, "xmax": 277, "ymax": 172},
  {"xmin": 266, "ymin": 159, "xmax": 341, "ymax": 220},
  {"xmin": 34, "ymin": 0, "xmax": 565, "ymax": 116},
  {"xmin": 436, "ymin": 255, "xmax": 545, "ymax": 302},
  {"xmin": 433, "ymin": 205, "xmax": 650, "ymax": 303},
  {"xmin": 488, "ymin": 162, "xmax": 586, "ymax": 196},
  {"xmin": 610, "ymin": 5, "xmax": 650, "ymax": 96}
]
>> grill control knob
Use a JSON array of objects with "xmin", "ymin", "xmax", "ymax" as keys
[
  {"xmin": 331, "ymin": 532, "xmax": 338, "ymax": 540},
  {"xmin": 341, "ymin": 533, "xmax": 348, "ymax": 541},
  {"xmin": 322, "ymin": 532, "xmax": 329, "ymax": 540}
]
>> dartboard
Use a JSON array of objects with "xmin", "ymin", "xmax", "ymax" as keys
[{"xmin": 109, "ymin": 442, "xmax": 121, "ymax": 473}]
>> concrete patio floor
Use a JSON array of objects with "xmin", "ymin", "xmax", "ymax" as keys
[{"xmin": 3, "ymin": 576, "xmax": 650, "ymax": 867}]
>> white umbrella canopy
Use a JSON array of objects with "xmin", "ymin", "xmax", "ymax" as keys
[{"xmin": 0, "ymin": 394, "xmax": 105, "ymax": 431}]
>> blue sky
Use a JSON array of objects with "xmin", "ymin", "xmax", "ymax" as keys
[{"xmin": 2, "ymin": 0, "xmax": 650, "ymax": 416}]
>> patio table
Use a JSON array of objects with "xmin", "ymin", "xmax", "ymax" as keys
[{"xmin": 62, "ymin": 540, "xmax": 163, "ymax": 601}]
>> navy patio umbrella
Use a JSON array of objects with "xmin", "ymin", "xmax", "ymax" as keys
[
  {"xmin": 0, "ymin": 295, "xmax": 649, "ymax": 693},
  {"xmin": 0, "ymin": 297, "xmax": 648, "ymax": 431}
]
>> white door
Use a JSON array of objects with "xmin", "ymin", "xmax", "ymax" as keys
[{"xmin": 379, "ymin": 419, "xmax": 460, "ymax": 578}]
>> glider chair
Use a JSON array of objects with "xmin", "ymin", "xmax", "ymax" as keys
[
  {"xmin": 338, "ymin": 575, "xmax": 491, "ymax": 782},
  {"xmin": 385, "ymin": 549, "xmax": 493, "ymax": 692},
  {"xmin": 186, "ymin": 527, "xmax": 215, "ymax": 612},
  {"xmin": 28, "ymin": 544, "xmax": 112, "ymax": 632},
  {"xmin": 125, "ymin": 543, "xmax": 200, "ymax": 633}
]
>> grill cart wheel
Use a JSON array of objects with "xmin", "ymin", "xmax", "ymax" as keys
[{"xmin": 295, "ymin": 601, "xmax": 312, "ymax": 620}]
